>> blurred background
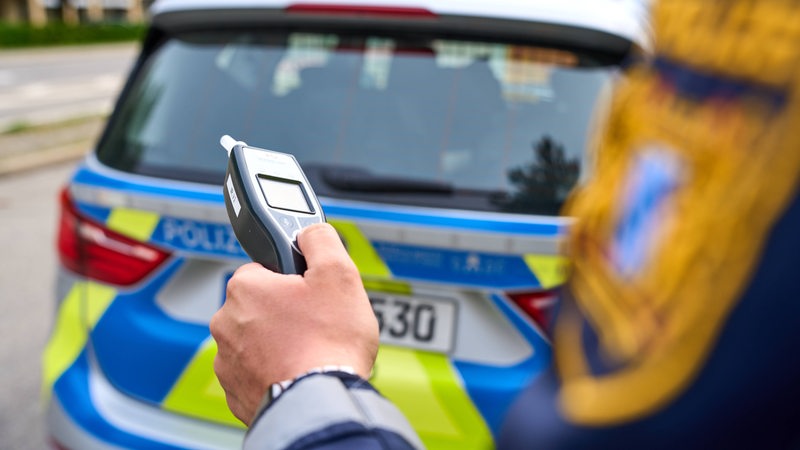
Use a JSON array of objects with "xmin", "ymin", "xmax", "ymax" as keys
[{"xmin": 0, "ymin": 1, "xmax": 142, "ymax": 447}]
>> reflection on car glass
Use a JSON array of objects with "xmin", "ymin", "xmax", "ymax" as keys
[{"xmin": 495, "ymin": 135, "xmax": 581, "ymax": 215}]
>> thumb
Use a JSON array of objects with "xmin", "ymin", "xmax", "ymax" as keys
[{"xmin": 296, "ymin": 223, "xmax": 352, "ymax": 270}]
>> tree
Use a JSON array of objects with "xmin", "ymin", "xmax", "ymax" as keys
[{"xmin": 498, "ymin": 135, "xmax": 581, "ymax": 215}]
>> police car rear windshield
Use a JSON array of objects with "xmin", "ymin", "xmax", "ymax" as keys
[{"xmin": 98, "ymin": 29, "xmax": 618, "ymax": 215}]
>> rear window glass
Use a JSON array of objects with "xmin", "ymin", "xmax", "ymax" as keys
[{"xmin": 98, "ymin": 29, "xmax": 618, "ymax": 215}]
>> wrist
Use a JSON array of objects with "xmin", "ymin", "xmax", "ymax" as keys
[
  {"xmin": 251, "ymin": 365, "xmax": 358, "ymax": 424},
  {"xmin": 272, "ymin": 365, "xmax": 357, "ymax": 401}
]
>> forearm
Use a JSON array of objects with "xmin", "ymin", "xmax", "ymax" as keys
[{"xmin": 245, "ymin": 372, "xmax": 424, "ymax": 450}]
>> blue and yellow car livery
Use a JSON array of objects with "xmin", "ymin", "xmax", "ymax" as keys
[{"xmin": 44, "ymin": 158, "xmax": 567, "ymax": 449}]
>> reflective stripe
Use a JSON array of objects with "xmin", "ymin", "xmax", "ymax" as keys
[
  {"xmin": 356, "ymin": 219, "xmax": 563, "ymax": 255},
  {"xmin": 329, "ymin": 219, "xmax": 392, "ymax": 278},
  {"xmin": 245, "ymin": 375, "xmax": 424, "ymax": 450},
  {"xmin": 324, "ymin": 198, "xmax": 566, "ymax": 236},
  {"xmin": 106, "ymin": 207, "xmax": 161, "ymax": 242},
  {"xmin": 162, "ymin": 337, "xmax": 244, "ymax": 428},
  {"xmin": 363, "ymin": 279, "xmax": 412, "ymax": 296},
  {"xmin": 71, "ymin": 171, "xmax": 566, "ymax": 254},
  {"xmin": 41, "ymin": 282, "xmax": 116, "ymax": 401},
  {"xmin": 523, "ymin": 254, "xmax": 569, "ymax": 289},
  {"xmin": 371, "ymin": 347, "xmax": 493, "ymax": 450},
  {"xmin": 333, "ymin": 219, "xmax": 556, "ymax": 290}
]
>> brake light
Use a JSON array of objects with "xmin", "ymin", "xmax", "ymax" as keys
[
  {"xmin": 57, "ymin": 188, "xmax": 170, "ymax": 286},
  {"xmin": 508, "ymin": 290, "xmax": 559, "ymax": 335},
  {"xmin": 286, "ymin": 3, "xmax": 437, "ymax": 18}
]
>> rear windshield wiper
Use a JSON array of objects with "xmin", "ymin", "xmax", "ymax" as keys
[{"xmin": 320, "ymin": 166, "xmax": 454, "ymax": 194}]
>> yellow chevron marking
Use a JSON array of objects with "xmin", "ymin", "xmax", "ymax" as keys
[
  {"xmin": 363, "ymin": 279, "xmax": 412, "ymax": 295},
  {"xmin": 41, "ymin": 282, "xmax": 116, "ymax": 402},
  {"xmin": 372, "ymin": 346, "xmax": 493, "ymax": 449},
  {"xmin": 162, "ymin": 337, "xmax": 244, "ymax": 428},
  {"xmin": 329, "ymin": 220, "xmax": 392, "ymax": 278},
  {"xmin": 524, "ymin": 254, "xmax": 569, "ymax": 289},
  {"xmin": 106, "ymin": 208, "xmax": 161, "ymax": 242}
]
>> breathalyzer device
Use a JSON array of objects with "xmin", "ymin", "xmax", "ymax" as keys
[{"xmin": 221, "ymin": 135, "xmax": 325, "ymax": 274}]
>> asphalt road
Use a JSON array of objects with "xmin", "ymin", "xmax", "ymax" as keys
[
  {"xmin": 0, "ymin": 43, "xmax": 139, "ymax": 450},
  {"xmin": 0, "ymin": 160, "xmax": 75, "ymax": 450},
  {"xmin": 0, "ymin": 43, "xmax": 138, "ymax": 131}
]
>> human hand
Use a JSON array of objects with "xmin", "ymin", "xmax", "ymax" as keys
[{"xmin": 209, "ymin": 223, "xmax": 379, "ymax": 425}]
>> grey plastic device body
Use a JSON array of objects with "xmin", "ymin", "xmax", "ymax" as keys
[{"xmin": 221, "ymin": 135, "xmax": 325, "ymax": 274}]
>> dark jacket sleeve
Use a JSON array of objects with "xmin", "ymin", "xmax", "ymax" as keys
[{"xmin": 244, "ymin": 372, "xmax": 424, "ymax": 450}]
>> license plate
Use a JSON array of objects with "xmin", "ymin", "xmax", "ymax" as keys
[{"xmin": 369, "ymin": 294, "xmax": 457, "ymax": 353}]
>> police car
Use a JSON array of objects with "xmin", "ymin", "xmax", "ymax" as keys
[{"xmin": 43, "ymin": 0, "xmax": 648, "ymax": 448}]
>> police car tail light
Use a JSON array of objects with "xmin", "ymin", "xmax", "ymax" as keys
[
  {"xmin": 508, "ymin": 290, "xmax": 559, "ymax": 335},
  {"xmin": 57, "ymin": 188, "xmax": 170, "ymax": 286}
]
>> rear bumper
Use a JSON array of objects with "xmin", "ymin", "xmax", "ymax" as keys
[{"xmin": 46, "ymin": 348, "xmax": 243, "ymax": 450}]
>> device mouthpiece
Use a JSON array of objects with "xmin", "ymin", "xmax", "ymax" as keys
[{"xmin": 220, "ymin": 135, "xmax": 246, "ymax": 156}]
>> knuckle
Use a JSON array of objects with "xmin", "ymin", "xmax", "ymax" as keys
[
  {"xmin": 208, "ymin": 310, "xmax": 223, "ymax": 338},
  {"xmin": 339, "ymin": 263, "xmax": 363, "ymax": 285},
  {"xmin": 212, "ymin": 353, "xmax": 224, "ymax": 375}
]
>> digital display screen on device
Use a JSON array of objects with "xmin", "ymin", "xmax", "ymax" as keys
[{"xmin": 258, "ymin": 176, "xmax": 313, "ymax": 214}]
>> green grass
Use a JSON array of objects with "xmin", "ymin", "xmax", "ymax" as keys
[
  {"xmin": 1, "ymin": 114, "xmax": 106, "ymax": 135},
  {"xmin": 0, "ymin": 22, "xmax": 146, "ymax": 48},
  {"xmin": 1, "ymin": 120, "xmax": 32, "ymax": 134}
]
